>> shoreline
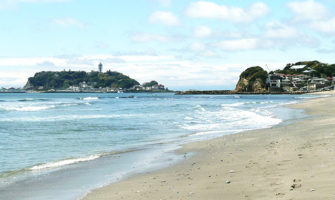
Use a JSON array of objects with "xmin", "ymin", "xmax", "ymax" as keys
[
  {"xmin": 84, "ymin": 93, "xmax": 335, "ymax": 200},
  {"xmin": 1, "ymin": 89, "xmax": 333, "ymax": 95}
]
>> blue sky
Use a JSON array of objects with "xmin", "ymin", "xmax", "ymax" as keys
[{"xmin": 0, "ymin": 0, "xmax": 335, "ymax": 89}]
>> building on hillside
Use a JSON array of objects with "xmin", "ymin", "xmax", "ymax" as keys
[
  {"xmin": 266, "ymin": 73, "xmax": 332, "ymax": 92},
  {"xmin": 266, "ymin": 74, "xmax": 282, "ymax": 89},
  {"xmin": 79, "ymin": 81, "xmax": 88, "ymax": 88},
  {"xmin": 129, "ymin": 85, "xmax": 143, "ymax": 91},
  {"xmin": 310, "ymin": 78, "xmax": 329, "ymax": 89},
  {"xmin": 307, "ymin": 83, "xmax": 316, "ymax": 91},
  {"xmin": 68, "ymin": 86, "xmax": 80, "ymax": 92}
]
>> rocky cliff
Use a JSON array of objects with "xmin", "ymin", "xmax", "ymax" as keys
[{"xmin": 235, "ymin": 66, "xmax": 268, "ymax": 93}]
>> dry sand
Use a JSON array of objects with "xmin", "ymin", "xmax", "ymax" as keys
[
  {"xmin": 310, "ymin": 90, "xmax": 335, "ymax": 95},
  {"xmin": 84, "ymin": 94, "xmax": 335, "ymax": 200}
]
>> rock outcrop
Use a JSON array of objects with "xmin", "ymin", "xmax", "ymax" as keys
[{"xmin": 235, "ymin": 66, "xmax": 268, "ymax": 93}]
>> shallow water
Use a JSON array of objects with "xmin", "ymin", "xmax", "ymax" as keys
[{"xmin": 0, "ymin": 93, "xmax": 317, "ymax": 199}]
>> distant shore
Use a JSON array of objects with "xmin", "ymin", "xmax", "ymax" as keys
[
  {"xmin": 1, "ymin": 89, "xmax": 328, "ymax": 94},
  {"xmin": 175, "ymin": 90, "xmax": 308, "ymax": 95},
  {"xmin": 84, "ymin": 92, "xmax": 335, "ymax": 200},
  {"xmin": 0, "ymin": 90, "xmax": 173, "ymax": 94}
]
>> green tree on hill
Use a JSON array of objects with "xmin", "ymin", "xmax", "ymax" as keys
[{"xmin": 142, "ymin": 80, "xmax": 159, "ymax": 87}]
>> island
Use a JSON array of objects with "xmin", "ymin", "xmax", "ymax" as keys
[{"xmin": 23, "ymin": 70, "xmax": 169, "ymax": 93}]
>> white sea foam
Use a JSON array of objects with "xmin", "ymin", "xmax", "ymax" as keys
[
  {"xmin": 0, "ymin": 102, "xmax": 85, "ymax": 112},
  {"xmin": 279, "ymin": 101, "xmax": 299, "ymax": 105},
  {"xmin": 0, "ymin": 114, "xmax": 133, "ymax": 122},
  {"xmin": 59, "ymin": 103, "xmax": 80, "ymax": 107},
  {"xmin": 30, "ymin": 155, "xmax": 100, "ymax": 171},
  {"xmin": 2, "ymin": 105, "xmax": 56, "ymax": 112},
  {"xmin": 192, "ymin": 130, "xmax": 223, "ymax": 136},
  {"xmin": 221, "ymin": 102, "xmax": 244, "ymax": 107},
  {"xmin": 220, "ymin": 101, "xmax": 274, "ymax": 108},
  {"xmin": 82, "ymin": 97, "xmax": 99, "ymax": 101},
  {"xmin": 181, "ymin": 105, "xmax": 282, "ymax": 136},
  {"xmin": 195, "ymin": 104, "xmax": 206, "ymax": 111},
  {"xmin": 295, "ymin": 95, "xmax": 330, "ymax": 99}
]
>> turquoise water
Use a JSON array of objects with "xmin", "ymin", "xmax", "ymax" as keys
[{"xmin": 0, "ymin": 93, "xmax": 315, "ymax": 199}]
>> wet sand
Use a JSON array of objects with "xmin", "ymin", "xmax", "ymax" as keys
[{"xmin": 84, "ymin": 94, "xmax": 335, "ymax": 200}]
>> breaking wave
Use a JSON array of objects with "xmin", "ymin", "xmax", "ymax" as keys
[
  {"xmin": 30, "ymin": 155, "xmax": 101, "ymax": 171},
  {"xmin": 0, "ymin": 102, "xmax": 91, "ymax": 112},
  {"xmin": 81, "ymin": 97, "xmax": 99, "ymax": 101},
  {"xmin": 181, "ymin": 104, "xmax": 282, "ymax": 138},
  {"xmin": 2, "ymin": 105, "xmax": 56, "ymax": 112}
]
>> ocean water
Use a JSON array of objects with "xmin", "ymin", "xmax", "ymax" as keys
[{"xmin": 0, "ymin": 93, "xmax": 319, "ymax": 199}]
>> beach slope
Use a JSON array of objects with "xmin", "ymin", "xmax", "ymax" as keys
[{"xmin": 84, "ymin": 95, "xmax": 335, "ymax": 200}]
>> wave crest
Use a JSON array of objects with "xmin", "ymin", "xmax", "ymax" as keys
[
  {"xmin": 30, "ymin": 155, "xmax": 100, "ymax": 171},
  {"xmin": 81, "ymin": 97, "xmax": 99, "ymax": 101},
  {"xmin": 3, "ymin": 105, "xmax": 56, "ymax": 112}
]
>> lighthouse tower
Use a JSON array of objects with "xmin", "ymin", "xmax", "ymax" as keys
[{"xmin": 98, "ymin": 62, "xmax": 103, "ymax": 73}]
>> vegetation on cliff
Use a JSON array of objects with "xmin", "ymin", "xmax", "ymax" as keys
[
  {"xmin": 274, "ymin": 61, "xmax": 335, "ymax": 78},
  {"xmin": 25, "ymin": 70, "xmax": 140, "ymax": 90},
  {"xmin": 235, "ymin": 61, "xmax": 335, "ymax": 93},
  {"xmin": 235, "ymin": 66, "xmax": 268, "ymax": 92},
  {"xmin": 142, "ymin": 80, "xmax": 159, "ymax": 87}
]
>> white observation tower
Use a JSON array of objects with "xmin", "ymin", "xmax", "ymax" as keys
[{"xmin": 98, "ymin": 62, "xmax": 103, "ymax": 73}]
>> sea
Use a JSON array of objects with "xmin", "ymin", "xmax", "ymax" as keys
[{"xmin": 0, "ymin": 92, "xmax": 324, "ymax": 200}]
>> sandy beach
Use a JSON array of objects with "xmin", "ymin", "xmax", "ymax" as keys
[{"xmin": 84, "ymin": 93, "xmax": 335, "ymax": 200}]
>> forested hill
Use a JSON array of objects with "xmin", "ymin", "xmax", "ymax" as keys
[{"xmin": 24, "ymin": 70, "xmax": 140, "ymax": 90}]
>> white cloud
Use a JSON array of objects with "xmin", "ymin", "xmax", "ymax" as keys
[
  {"xmin": 53, "ymin": 18, "xmax": 85, "ymax": 29},
  {"xmin": 21, "ymin": 0, "xmax": 70, "ymax": 2},
  {"xmin": 0, "ymin": 0, "xmax": 15, "ymax": 9},
  {"xmin": 248, "ymin": 2, "xmax": 270, "ymax": 19},
  {"xmin": 310, "ymin": 18, "xmax": 335, "ymax": 34},
  {"xmin": 194, "ymin": 25, "xmax": 212, "ymax": 38},
  {"xmin": 212, "ymin": 22, "xmax": 319, "ymax": 50},
  {"xmin": 131, "ymin": 33, "xmax": 173, "ymax": 42},
  {"xmin": 156, "ymin": 0, "xmax": 171, "ymax": 7},
  {"xmin": 148, "ymin": 11, "xmax": 181, "ymax": 26},
  {"xmin": 190, "ymin": 42, "xmax": 206, "ymax": 51},
  {"xmin": 37, "ymin": 61, "xmax": 56, "ymax": 67},
  {"xmin": 0, "ymin": 76, "xmax": 28, "ymax": 88},
  {"xmin": 287, "ymin": 0, "xmax": 330, "ymax": 22},
  {"xmin": 185, "ymin": 1, "xmax": 269, "ymax": 23},
  {"xmin": 265, "ymin": 22, "xmax": 299, "ymax": 39},
  {"xmin": 218, "ymin": 38, "xmax": 259, "ymax": 51},
  {"xmin": 202, "ymin": 51, "xmax": 218, "ymax": 57},
  {"xmin": 288, "ymin": 0, "xmax": 335, "ymax": 35},
  {"xmin": 264, "ymin": 22, "xmax": 319, "ymax": 48},
  {"xmin": 93, "ymin": 41, "xmax": 110, "ymax": 49},
  {"xmin": 0, "ymin": 0, "xmax": 69, "ymax": 9}
]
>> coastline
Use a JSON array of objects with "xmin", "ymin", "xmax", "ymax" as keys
[{"xmin": 84, "ymin": 92, "xmax": 335, "ymax": 200}]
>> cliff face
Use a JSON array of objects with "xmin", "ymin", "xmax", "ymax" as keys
[{"xmin": 235, "ymin": 66, "xmax": 268, "ymax": 93}]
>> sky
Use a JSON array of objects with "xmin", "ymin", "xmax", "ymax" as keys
[{"xmin": 0, "ymin": 0, "xmax": 334, "ymax": 90}]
